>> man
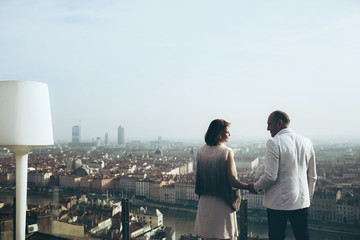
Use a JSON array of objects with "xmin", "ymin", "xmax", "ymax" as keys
[{"xmin": 251, "ymin": 110, "xmax": 317, "ymax": 240}]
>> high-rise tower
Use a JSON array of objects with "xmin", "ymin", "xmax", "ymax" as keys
[
  {"xmin": 105, "ymin": 132, "xmax": 109, "ymax": 145},
  {"xmin": 118, "ymin": 125, "xmax": 125, "ymax": 146},
  {"xmin": 72, "ymin": 125, "xmax": 81, "ymax": 143}
]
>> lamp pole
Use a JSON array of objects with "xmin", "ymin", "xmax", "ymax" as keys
[{"xmin": 13, "ymin": 146, "xmax": 31, "ymax": 240}]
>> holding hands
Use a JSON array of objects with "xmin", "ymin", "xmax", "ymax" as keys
[{"xmin": 247, "ymin": 183, "xmax": 258, "ymax": 194}]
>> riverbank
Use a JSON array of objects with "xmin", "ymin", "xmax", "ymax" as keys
[
  {"xmin": 131, "ymin": 199, "xmax": 198, "ymax": 213},
  {"xmin": 1, "ymin": 189, "xmax": 359, "ymax": 239},
  {"xmin": 131, "ymin": 198, "xmax": 360, "ymax": 239},
  {"xmin": 308, "ymin": 221, "xmax": 360, "ymax": 236}
]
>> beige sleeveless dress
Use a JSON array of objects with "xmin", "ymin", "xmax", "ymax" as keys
[{"xmin": 194, "ymin": 144, "xmax": 238, "ymax": 239}]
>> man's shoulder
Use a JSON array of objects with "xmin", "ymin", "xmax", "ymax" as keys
[
  {"xmin": 289, "ymin": 130, "xmax": 312, "ymax": 144},
  {"xmin": 266, "ymin": 138, "xmax": 278, "ymax": 149},
  {"xmin": 296, "ymin": 134, "xmax": 313, "ymax": 147},
  {"xmin": 279, "ymin": 129, "xmax": 313, "ymax": 146}
]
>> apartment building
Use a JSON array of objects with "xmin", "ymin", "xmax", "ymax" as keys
[
  {"xmin": 136, "ymin": 208, "xmax": 163, "ymax": 229},
  {"xmin": 136, "ymin": 180, "xmax": 150, "ymax": 199},
  {"xmin": 160, "ymin": 184, "xmax": 176, "ymax": 203},
  {"xmin": 59, "ymin": 175, "xmax": 81, "ymax": 189},
  {"xmin": 28, "ymin": 171, "xmax": 52, "ymax": 186}
]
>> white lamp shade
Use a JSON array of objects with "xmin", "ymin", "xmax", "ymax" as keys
[{"xmin": 0, "ymin": 81, "xmax": 54, "ymax": 146}]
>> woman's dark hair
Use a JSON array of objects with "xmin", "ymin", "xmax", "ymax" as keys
[{"xmin": 205, "ymin": 119, "xmax": 231, "ymax": 146}]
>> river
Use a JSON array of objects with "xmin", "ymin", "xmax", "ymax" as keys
[{"xmin": 0, "ymin": 189, "xmax": 359, "ymax": 240}]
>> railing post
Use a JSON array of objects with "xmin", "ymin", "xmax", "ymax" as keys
[
  {"xmin": 122, "ymin": 198, "xmax": 130, "ymax": 240},
  {"xmin": 13, "ymin": 197, "xmax": 16, "ymax": 240},
  {"xmin": 239, "ymin": 199, "xmax": 248, "ymax": 240}
]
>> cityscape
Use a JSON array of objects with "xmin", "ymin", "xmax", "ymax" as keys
[
  {"xmin": 0, "ymin": 125, "xmax": 359, "ymax": 240},
  {"xmin": 1, "ymin": 1, "xmax": 359, "ymax": 240}
]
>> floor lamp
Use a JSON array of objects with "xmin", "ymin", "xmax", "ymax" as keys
[{"xmin": 0, "ymin": 81, "xmax": 54, "ymax": 240}]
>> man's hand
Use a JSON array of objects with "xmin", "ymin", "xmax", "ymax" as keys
[{"xmin": 248, "ymin": 183, "xmax": 258, "ymax": 194}]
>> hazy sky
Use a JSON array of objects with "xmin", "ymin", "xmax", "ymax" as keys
[{"xmin": 1, "ymin": 1, "xmax": 359, "ymax": 143}]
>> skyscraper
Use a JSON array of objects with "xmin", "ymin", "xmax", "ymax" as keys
[
  {"xmin": 72, "ymin": 125, "xmax": 81, "ymax": 143},
  {"xmin": 105, "ymin": 132, "xmax": 109, "ymax": 146},
  {"xmin": 96, "ymin": 137, "xmax": 101, "ymax": 147},
  {"xmin": 118, "ymin": 125, "xmax": 125, "ymax": 146}
]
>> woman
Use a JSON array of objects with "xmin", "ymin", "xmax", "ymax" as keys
[{"xmin": 194, "ymin": 119, "xmax": 251, "ymax": 240}]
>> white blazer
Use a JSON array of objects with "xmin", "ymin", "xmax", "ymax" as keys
[{"xmin": 254, "ymin": 128, "xmax": 317, "ymax": 210}]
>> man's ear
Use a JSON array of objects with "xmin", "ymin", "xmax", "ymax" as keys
[{"xmin": 278, "ymin": 119, "xmax": 284, "ymax": 128}]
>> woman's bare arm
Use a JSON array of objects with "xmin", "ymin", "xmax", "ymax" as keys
[{"xmin": 226, "ymin": 151, "xmax": 249, "ymax": 190}]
